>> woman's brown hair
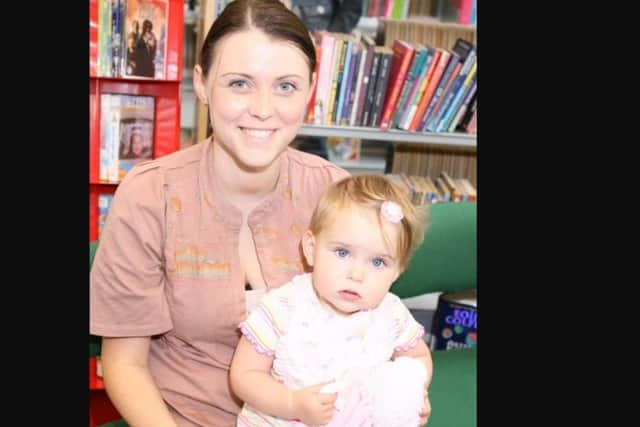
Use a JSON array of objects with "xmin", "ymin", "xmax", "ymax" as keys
[{"xmin": 199, "ymin": 0, "xmax": 316, "ymax": 82}]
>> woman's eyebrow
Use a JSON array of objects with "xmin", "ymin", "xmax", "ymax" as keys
[
  {"xmin": 219, "ymin": 72, "xmax": 304, "ymax": 80},
  {"xmin": 220, "ymin": 72, "xmax": 254, "ymax": 79},
  {"xmin": 276, "ymin": 74, "xmax": 304, "ymax": 80}
]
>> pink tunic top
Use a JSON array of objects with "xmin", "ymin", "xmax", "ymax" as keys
[{"xmin": 90, "ymin": 139, "xmax": 349, "ymax": 426}]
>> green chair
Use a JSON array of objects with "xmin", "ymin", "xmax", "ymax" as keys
[
  {"xmin": 99, "ymin": 420, "xmax": 128, "ymax": 427},
  {"xmin": 391, "ymin": 202, "xmax": 477, "ymax": 427},
  {"xmin": 90, "ymin": 241, "xmax": 101, "ymax": 358}
]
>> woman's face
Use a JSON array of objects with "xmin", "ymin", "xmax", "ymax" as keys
[{"xmin": 194, "ymin": 28, "xmax": 313, "ymax": 172}]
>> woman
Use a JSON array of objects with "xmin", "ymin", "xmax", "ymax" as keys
[{"xmin": 90, "ymin": 1, "xmax": 348, "ymax": 426}]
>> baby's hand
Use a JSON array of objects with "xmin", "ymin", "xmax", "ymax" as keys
[
  {"xmin": 418, "ymin": 389, "xmax": 431, "ymax": 426},
  {"xmin": 325, "ymin": 382, "xmax": 373, "ymax": 427},
  {"xmin": 291, "ymin": 383, "xmax": 337, "ymax": 426}
]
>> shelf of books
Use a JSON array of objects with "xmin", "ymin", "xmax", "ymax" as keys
[
  {"xmin": 299, "ymin": 124, "xmax": 475, "ymax": 147},
  {"xmin": 89, "ymin": 1, "xmax": 183, "ymax": 425},
  {"xmin": 300, "ymin": 26, "xmax": 477, "ymax": 182},
  {"xmin": 89, "ymin": 0, "xmax": 183, "ymax": 241},
  {"xmin": 305, "ymin": 31, "xmax": 477, "ymax": 137}
]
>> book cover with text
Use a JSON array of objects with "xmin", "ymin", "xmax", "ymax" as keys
[{"xmin": 124, "ymin": 0, "xmax": 168, "ymax": 79}]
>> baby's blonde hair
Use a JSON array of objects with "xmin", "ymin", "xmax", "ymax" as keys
[{"xmin": 309, "ymin": 175, "xmax": 427, "ymax": 270}]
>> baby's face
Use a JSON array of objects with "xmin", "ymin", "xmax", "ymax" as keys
[{"xmin": 303, "ymin": 205, "xmax": 401, "ymax": 316}]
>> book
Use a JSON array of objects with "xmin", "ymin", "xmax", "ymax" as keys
[
  {"xmin": 305, "ymin": 37, "xmax": 322, "ymax": 123},
  {"xmin": 340, "ymin": 41, "xmax": 361, "ymax": 126},
  {"xmin": 440, "ymin": 171, "xmax": 462, "ymax": 201},
  {"xmin": 426, "ymin": 40, "xmax": 477, "ymax": 132},
  {"xmin": 397, "ymin": 47, "xmax": 437, "ymax": 130},
  {"xmin": 457, "ymin": 95, "xmax": 477, "ymax": 133},
  {"xmin": 354, "ymin": 34, "xmax": 377, "ymax": 126},
  {"xmin": 313, "ymin": 32, "xmax": 336, "ymax": 125},
  {"xmin": 437, "ymin": 62, "xmax": 476, "ymax": 132},
  {"xmin": 418, "ymin": 49, "xmax": 462, "ymax": 130},
  {"xmin": 467, "ymin": 109, "xmax": 477, "ymax": 134},
  {"xmin": 325, "ymin": 137, "xmax": 361, "ymax": 162},
  {"xmin": 434, "ymin": 177, "xmax": 451, "ymax": 202},
  {"xmin": 391, "ymin": 44, "xmax": 427, "ymax": 129},
  {"xmin": 117, "ymin": 94, "xmax": 155, "ymax": 180},
  {"xmin": 335, "ymin": 37, "xmax": 356, "ymax": 125},
  {"xmin": 123, "ymin": 0, "xmax": 169, "ymax": 79},
  {"xmin": 379, "ymin": 40, "xmax": 415, "ymax": 130},
  {"xmin": 448, "ymin": 79, "xmax": 477, "ymax": 132},
  {"xmin": 409, "ymin": 49, "xmax": 451, "ymax": 131},
  {"xmin": 111, "ymin": 0, "xmax": 125, "ymax": 77},
  {"xmin": 361, "ymin": 46, "xmax": 382, "ymax": 127},
  {"xmin": 348, "ymin": 38, "xmax": 368, "ymax": 126},
  {"xmin": 369, "ymin": 46, "xmax": 394, "ymax": 127},
  {"xmin": 97, "ymin": 193, "xmax": 114, "ymax": 238},
  {"xmin": 456, "ymin": 178, "xmax": 477, "ymax": 201},
  {"xmin": 326, "ymin": 37, "xmax": 346, "ymax": 125}
]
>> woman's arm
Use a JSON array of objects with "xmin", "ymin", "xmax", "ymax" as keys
[
  {"xmin": 230, "ymin": 336, "xmax": 337, "ymax": 425},
  {"xmin": 101, "ymin": 337, "xmax": 178, "ymax": 427}
]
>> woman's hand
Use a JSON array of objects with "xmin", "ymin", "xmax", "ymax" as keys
[
  {"xmin": 418, "ymin": 389, "xmax": 431, "ymax": 426},
  {"xmin": 291, "ymin": 383, "xmax": 337, "ymax": 426}
]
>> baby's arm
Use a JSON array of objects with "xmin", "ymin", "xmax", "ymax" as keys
[{"xmin": 230, "ymin": 336, "xmax": 337, "ymax": 425}]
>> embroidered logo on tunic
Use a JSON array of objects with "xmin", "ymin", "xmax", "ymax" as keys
[
  {"xmin": 170, "ymin": 197, "xmax": 182, "ymax": 212},
  {"xmin": 272, "ymin": 257, "xmax": 303, "ymax": 273},
  {"xmin": 262, "ymin": 227, "xmax": 278, "ymax": 239},
  {"xmin": 174, "ymin": 245, "xmax": 231, "ymax": 279},
  {"xmin": 290, "ymin": 223, "xmax": 301, "ymax": 235}
]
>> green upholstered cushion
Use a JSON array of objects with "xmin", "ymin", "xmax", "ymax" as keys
[
  {"xmin": 425, "ymin": 347, "xmax": 477, "ymax": 427},
  {"xmin": 391, "ymin": 202, "xmax": 477, "ymax": 299},
  {"xmin": 89, "ymin": 334, "xmax": 102, "ymax": 357},
  {"xmin": 90, "ymin": 241, "xmax": 99, "ymax": 268},
  {"xmin": 90, "ymin": 241, "xmax": 101, "ymax": 357}
]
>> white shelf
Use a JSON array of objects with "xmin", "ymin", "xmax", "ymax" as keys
[
  {"xmin": 298, "ymin": 124, "xmax": 476, "ymax": 148},
  {"xmin": 331, "ymin": 156, "xmax": 387, "ymax": 171}
]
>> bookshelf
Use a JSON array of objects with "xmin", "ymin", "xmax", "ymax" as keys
[
  {"xmin": 89, "ymin": 1, "xmax": 184, "ymax": 425},
  {"xmin": 193, "ymin": 0, "xmax": 477, "ymax": 183}
]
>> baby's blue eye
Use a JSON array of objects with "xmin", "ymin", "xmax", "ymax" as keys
[
  {"xmin": 335, "ymin": 248, "xmax": 349, "ymax": 258},
  {"xmin": 372, "ymin": 258, "xmax": 386, "ymax": 268}
]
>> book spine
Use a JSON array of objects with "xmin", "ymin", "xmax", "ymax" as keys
[
  {"xmin": 361, "ymin": 51, "xmax": 381, "ymax": 127},
  {"xmin": 392, "ymin": 47, "xmax": 426, "ymax": 129},
  {"xmin": 398, "ymin": 48, "xmax": 436, "ymax": 130},
  {"xmin": 448, "ymin": 79, "xmax": 477, "ymax": 132},
  {"xmin": 342, "ymin": 46, "xmax": 361, "ymax": 126},
  {"xmin": 438, "ymin": 62, "xmax": 477, "ymax": 132},
  {"xmin": 409, "ymin": 49, "xmax": 451, "ymax": 131},
  {"xmin": 379, "ymin": 41, "xmax": 414, "ymax": 129},
  {"xmin": 335, "ymin": 40, "xmax": 353, "ymax": 125},
  {"xmin": 369, "ymin": 51, "xmax": 393, "ymax": 127},
  {"xmin": 349, "ymin": 44, "xmax": 368, "ymax": 126}
]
